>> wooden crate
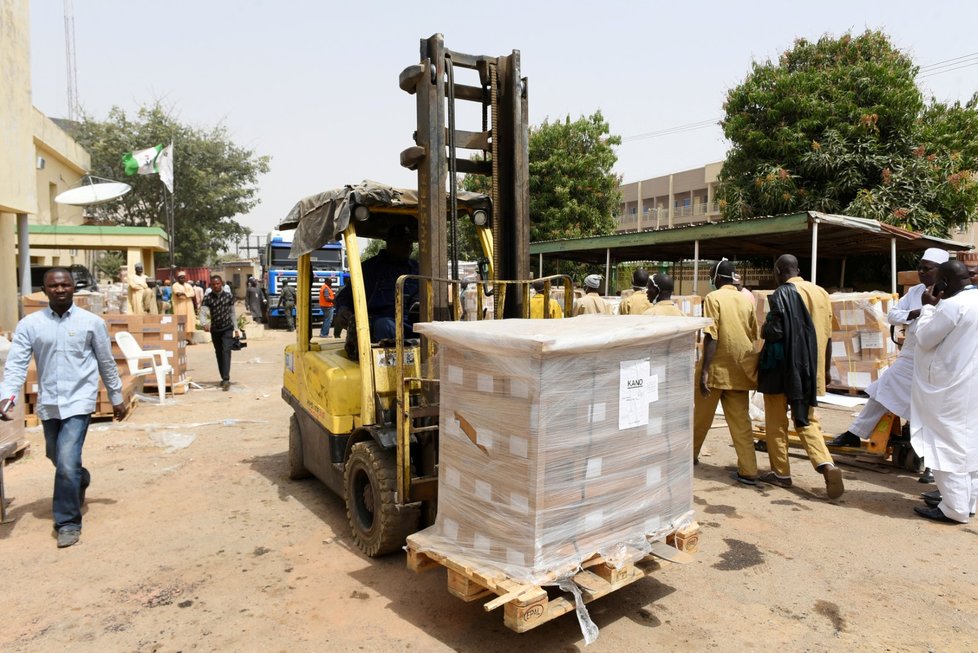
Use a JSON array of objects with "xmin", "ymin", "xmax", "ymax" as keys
[{"xmin": 406, "ymin": 523, "xmax": 698, "ymax": 634}]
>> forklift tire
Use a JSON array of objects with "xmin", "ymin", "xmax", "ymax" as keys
[
  {"xmin": 344, "ymin": 441, "xmax": 419, "ymax": 557},
  {"xmin": 288, "ymin": 414, "xmax": 311, "ymax": 480}
]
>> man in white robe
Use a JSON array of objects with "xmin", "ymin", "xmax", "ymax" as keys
[
  {"xmin": 127, "ymin": 263, "xmax": 150, "ymax": 315},
  {"xmin": 830, "ymin": 248, "xmax": 948, "ymax": 447},
  {"xmin": 911, "ymin": 260, "xmax": 978, "ymax": 524}
]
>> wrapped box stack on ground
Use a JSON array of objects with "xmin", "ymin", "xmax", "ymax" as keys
[
  {"xmin": 409, "ymin": 314, "xmax": 710, "ymax": 586},
  {"xmin": 751, "ymin": 289, "xmax": 897, "ymax": 393}
]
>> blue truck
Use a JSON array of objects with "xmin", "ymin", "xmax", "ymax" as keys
[{"xmin": 261, "ymin": 230, "xmax": 348, "ymax": 329}]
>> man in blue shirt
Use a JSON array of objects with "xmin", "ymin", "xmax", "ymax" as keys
[{"xmin": 0, "ymin": 268, "xmax": 127, "ymax": 548}]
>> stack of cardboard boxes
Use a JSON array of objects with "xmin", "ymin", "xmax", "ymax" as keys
[
  {"xmin": 751, "ymin": 289, "xmax": 898, "ymax": 392},
  {"xmin": 827, "ymin": 292, "xmax": 898, "ymax": 392},
  {"xmin": 105, "ymin": 314, "xmax": 189, "ymax": 394},
  {"xmin": 409, "ymin": 315, "xmax": 708, "ymax": 584}
]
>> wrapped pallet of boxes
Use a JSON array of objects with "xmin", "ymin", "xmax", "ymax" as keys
[
  {"xmin": 408, "ymin": 314, "xmax": 710, "ymax": 586},
  {"xmin": 141, "ymin": 315, "xmax": 189, "ymax": 390},
  {"xmin": 670, "ymin": 294, "xmax": 704, "ymax": 318},
  {"xmin": 828, "ymin": 292, "xmax": 899, "ymax": 392}
]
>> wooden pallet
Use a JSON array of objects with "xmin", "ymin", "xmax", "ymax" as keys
[
  {"xmin": 143, "ymin": 380, "xmax": 190, "ymax": 395},
  {"xmin": 406, "ymin": 522, "xmax": 699, "ymax": 634}
]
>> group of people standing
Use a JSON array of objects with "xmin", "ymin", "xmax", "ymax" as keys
[{"xmin": 693, "ymin": 255, "xmax": 845, "ymax": 499}]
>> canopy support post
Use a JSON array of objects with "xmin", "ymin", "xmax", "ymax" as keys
[
  {"xmin": 604, "ymin": 248, "xmax": 610, "ymax": 295},
  {"xmin": 810, "ymin": 219, "xmax": 819, "ymax": 284},
  {"xmin": 891, "ymin": 237, "xmax": 897, "ymax": 294},
  {"xmin": 839, "ymin": 256, "xmax": 847, "ymax": 289},
  {"xmin": 538, "ymin": 253, "xmax": 542, "ymax": 278},
  {"xmin": 693, "ymin": 239, "xmax": 700, "ymax": 294}
]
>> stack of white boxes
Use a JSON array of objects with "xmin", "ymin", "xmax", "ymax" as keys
[{"xmin": 409, "ymin": 314, "xmax": 708, "ymax": 584}]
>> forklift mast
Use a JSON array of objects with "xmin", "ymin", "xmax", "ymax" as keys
[{"xmin": 399, "ymin": 33, "xmax": 530, "ymax": 320}]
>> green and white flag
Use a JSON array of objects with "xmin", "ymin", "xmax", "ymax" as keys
[
  {"xmin": 122, "ymin": 144, "xmax": 163, "ymax": 176},
  {"xmin": 157, "ymin": 143, "xmax": 174, "ymax": 193}
]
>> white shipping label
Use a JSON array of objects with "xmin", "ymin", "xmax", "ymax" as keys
[
  {"xmin": 474, "ymin": 479, "xmax": 492, "ymax": 502},
  {"xmin": 839, "ymin": 309, "xmax": 866, "ymax": 326},
  {"xmin": 619, "ymin": 358, "xmax": 654, "ymax": 430},
  {"xmin": 476, "ymin": 428, "xmax": 494, "ymax": 451},
  {"xmin": 477, "ymin": 373, "xmax": 494, "ymax": 393},
  {"xmin": 588, "ymin": 402, "xmax": 606, "ymax": 423},
  {"xmin": 848, "ymin": 371, "xmax": 872, "ymax": 388},
  {"xmin": 646, "ymin": 466, "xmax": 662, "ymax": 487},
  {"xmin": 586, "ymin": 457, "xmax": 603, "ymax": 479},
  {"xmin": 647, "ymin": 415, "xmax": 663, "ymax": 436},
  {"xmin": 445, "ymin": 466, "xmax": 461, "ymax": 489},
  {"xmin": 584, "ymin": 511, "xmax": 603, "ymax": 532},
  {"xmin": 831, "ymin": 341, "xmax": 848, "ymax": 359},
  {"xmin": 506, "ymin": 549, "xmax": 526, "ymax": 566},
  {"xmin": 510, "ymin": 436, "xmax": 528, "ymax": 458},
  {"xmin": 163, "ymin": 333, "xmax": 174, "ymax": 341},
  {"xmin": 447, "ymin": 365, "xmax": 463, "ymax": 385},
  {"xmin": 474, "ymin": 533, "xmax": 491, "ymax": 553},
  {"xmin": 443, "ymin": 518, "xmax": 459, "ymax": 540},
  {"xmin": 860, "ymin": 331, "xmax": 884, "ymax": 350},
  {"xmin": 510, "ymin": 378, "xmax": 529, "ymax": 398},
  {"xmin": 851, "ymin": 336, "xmax": 861, "ymax": 354},
  {"xmin": 693, "ymin": 304, "xmax": 703, "ymax": 317},
  {"xmin": 510, "ymin": 493, "xmax": 529, "ymax": 515},
  {"xmin": 161, "ymin": 316, "xmax": 172, "ymax": 324},
  {"xmin": 645, "ymin": 516, "xmax": 662, "ymax": 534}
]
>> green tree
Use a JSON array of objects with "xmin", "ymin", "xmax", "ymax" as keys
[
  {"xmin": 529, "ymin": 111, "xmax": 621, "ymax": 242},
  {"xmin": 718, "ymin": 30, "xmax": 978, "ymax": 236},
  {"xmin": 70, "ymin": 103, "xmax": 270, "ymax": 266},
  {"xmin": 93, "ymin": 251, "xmax": 124, "ymax": 281}
]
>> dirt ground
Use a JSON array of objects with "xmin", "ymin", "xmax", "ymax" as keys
[{"xmin": 2, "ymin": 326, "xmax": 977, "ymax": 652}]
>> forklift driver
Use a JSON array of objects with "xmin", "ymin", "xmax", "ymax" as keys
[{"xmin": 336, "ymin": 223, "xmax": 419, "ymax": 343}]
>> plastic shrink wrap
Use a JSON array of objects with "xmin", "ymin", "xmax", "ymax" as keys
[{"xmin": 409, "ymin": 314, "xmax": 711, "ymax": 585}]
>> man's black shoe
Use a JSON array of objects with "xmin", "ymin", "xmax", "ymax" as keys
[
  {"xmin": 828, "ymin": 431, "xmax": 862, "ymax": 447},
  {"xmin": 921, "ymin": 489, "xmax": 941, "ymax": 502},
  {"xmin": 919, "ymin": 468, "xmax": 935, "ymax": 484},
  {"xmin": 913, "ymin": 505, "xmax": 965, "ymax": 524}
]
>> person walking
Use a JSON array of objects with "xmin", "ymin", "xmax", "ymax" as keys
[
  {"xmin": 575, "ymin": 275, "xmax": 610, "ymax": 315},
  {"xmin": 643, "ymin": 273, "xmax": 685, "ymax": 316},
  {"xmin": 278, "ymin": 280, "xmax": 297, "ymax": 331},
  {"xmin": 319, "ymin": 279, "xmax": 336, "ymax": 337},
  {"xmin": 200, "ymin": 274, "xmax": 239, "ymax": 391},
  {"xmin": 692, "ymin": 260, "xmax": 760, "ymax": 484},
  {"xmin": 0, "ymin": 268, "xmax": 127, "ymax": 548},
  {"xmin": 171, "ymin": 271, "xmax": 198, "ymax": 342},
  {"xmin": 246, "ymin": 278, "xmax": 264, "ymax": 324},
  {"xmin": 619, "ymin": 268, "xmax": 651, "ymax": 315},
  {"xmin": 910, "ymin": 260, "xmax": 978, "ymax": 524},
  {"xmin": 757, "ymin": 254, "xmax": 844, "ymax": 499}
]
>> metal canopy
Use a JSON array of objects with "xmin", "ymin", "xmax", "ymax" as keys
[{"xmin": 529, "ymin": 211, "xmax": 971, "ymax": 265}]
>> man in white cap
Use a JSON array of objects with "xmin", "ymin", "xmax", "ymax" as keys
[
  {"xmin": 127, "ymin": 263, "xmax": 150, "ymax": 315},
  {"xmin": 575, "ymin": 274, "xmax": 610, "ymax": 315},
  {"xmin": 830, "ymin": 247, "xmax": 949, "ymax": 448}
]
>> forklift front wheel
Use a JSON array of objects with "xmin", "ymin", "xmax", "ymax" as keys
[
  {"xmin": 344, "ymin": 441, "xmax": 419, "ymax": 557},
  {"xmin": 288, "ymin": 414, "xmax": 312, "ymax": 480}
]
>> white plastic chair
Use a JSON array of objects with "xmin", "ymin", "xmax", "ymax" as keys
[{"xmin": 115, "ymin": 331, "xmax": 174, "ymax": 404}]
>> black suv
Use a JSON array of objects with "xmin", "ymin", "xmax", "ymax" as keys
[{"xmin": 29, "ymin": 264, "xmax": 99, "ymax": 293}]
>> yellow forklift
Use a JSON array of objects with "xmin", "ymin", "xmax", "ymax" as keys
[{"xmin": 280, "ymin": 35, "xmax": 571, "ymax": 556}]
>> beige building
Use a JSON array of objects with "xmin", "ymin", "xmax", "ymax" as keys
[{"xmin": 615, "ymin": 161, "xmax": 723, "ymax": 233}]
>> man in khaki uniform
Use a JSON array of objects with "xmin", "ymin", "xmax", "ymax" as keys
[
  {"xmin": 575, "ymin": 275, "xmax": 610, "ymax": 315},
  {"xmin": 693, "ymin": 260, "xmax": 759, "ymax": 483},
  {"xmin": 643, "ymin": 273, "xmax": 685, "ymax": 317},
  {"xmin": 529, "ymin": 279, "xmax": 564, "ymax": 319},
  {"xmin": 127, "ymin": 263, "xmax": 150, "ymax": 315},
  {"xmin": 619, "ymin": 268, "xmax": 651, "ymax": 315},
  {"xmin": 171, "ymin": 271, "xmax": 198, "ymax": 340},
  {"xmin": 759, "ymin": 254, "xmax": 843, "ymax": 499}
]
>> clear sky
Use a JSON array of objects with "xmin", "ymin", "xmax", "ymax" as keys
[{"xmin": 28, "ymin": 0, "xmax": 978, "ymax": 236}]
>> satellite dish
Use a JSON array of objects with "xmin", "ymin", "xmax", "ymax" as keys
[{"xmin": 54, "ymin": 176, "xmax": 132, "ymax": 206}]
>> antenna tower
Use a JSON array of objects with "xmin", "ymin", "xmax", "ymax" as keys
[{"xmin": 63, "ymin": 0, "xmax": 80, "ymax": 120}]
